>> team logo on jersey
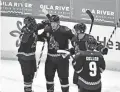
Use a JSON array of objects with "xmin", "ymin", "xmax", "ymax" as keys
[{"xmin": 49, "ymin": 35, "xmax": 59, "ymax": 50}]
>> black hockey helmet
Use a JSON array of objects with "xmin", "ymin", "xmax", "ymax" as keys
[
  {"xmin": 50, "ymin": 15, "xmax": 60, "ymax": 22},
  {"xmin": 86, "ymin": 36, "xmax": 97, "ymax": 50},
  {"xmin": 23, "ymin": 16, "xmax": 37, "ymax": 33},
  {"xmin": 74, "ymin": 23, "xmax": 86, "ymax": 33},
  {"xmin": 24, "ymin": 16, "xmax": 36, "ymax": 25}
]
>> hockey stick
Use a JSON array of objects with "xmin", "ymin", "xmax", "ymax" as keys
[
  {"xmin": 106, "ymin": 18, "xmax": 120, "ymax": 45},
  {"xmin": 35, "ymin": 41, "xmax": 46, "ymax": 77},
  {"xmin": 86, "ymin": 10, "xmax": 94, "ymax": 34}
]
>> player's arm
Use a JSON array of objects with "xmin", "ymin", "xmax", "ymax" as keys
[
  {"xmin": 96, "ymin": 42, "xmax": 108, "ymax": 55},
  {"xmin": 67, "ymin": 27, "xmax": 76, "ymax": 40},
  {"xmin": 88, "ymin": 35, "xmax": 108, "ymax": 55},
  {"xmin": 65, "ymin": 27, "xmax": 76, "ymax": 55},
  {"xmin": 99, "ymin": 56, "xmax": 106, "ymax": 73},
  {"xmin": 37, "ymin": 26, "xmax": 50, "ymax": 42},
  {"xmin": 37, "ymin": 8, "xmax": 51, "ymax": 30},
  {"xmin": 72, "ymin": 54, "xmax": 84, "ymax": 74},
  {"xmin": 37, "ymin": 32, "xmax": 46, "ymax": 42},
  {"xmin": 37, "ymin": 23, "xmax": 46, "ymax": 30}
]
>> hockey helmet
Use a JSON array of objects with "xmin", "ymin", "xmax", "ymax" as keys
[
  {"xmin": 23, "ymin": 16, "xmax": 37, "ymax": 32},
  {"xmin": 74, "ymin": 23, "xmax": 86, "ymax": 33},
  {"xmin": 50, "ymin": 15, "xmax": 60, "ymax": 22},
  {"xmin": 24, "ymin": 16, "xmax": 36, "ymax": 27},
  {"xmin": 50, "ymin": 15, "xmax": 60, "ymax": 30}
]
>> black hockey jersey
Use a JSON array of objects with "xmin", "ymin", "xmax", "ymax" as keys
[
  {"xmin": 73, "ymin": 50, "xmax": 105, "ymax": 90},
  {"xmin": 17, "ymin": 23, "xmax": 45, "ymax": 60},
  {"xmin": 71, "ymin": 34, "xmax": 93, "ymax": 54},
  {"xmin": 71, "ymin": 33, "xmax": 107, "ymax": 55},
  {"xmin": 38, "ymin": 25, "xmax": 74, "ymax": 54}
]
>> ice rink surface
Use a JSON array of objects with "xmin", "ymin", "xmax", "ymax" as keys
[{"xmin": 1, "ymin": 60, "xmax": 120, "ymax": 92}]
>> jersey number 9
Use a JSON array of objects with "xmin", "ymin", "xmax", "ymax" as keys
[{"xmin": 89, "ymin": 62, "xmax": 97, "ymax": 77}]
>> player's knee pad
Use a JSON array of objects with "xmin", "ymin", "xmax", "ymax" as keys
[
  {"xmin": 45, "ymin": 75, "xmax": 54, "ymax": 82},
  {"xmin": 23, "ymin": 73, "xmax": 34, "ymax": 82},
  {"xmin": 59, "ymin": 78, "xmax": 69, "ymax": 85}
]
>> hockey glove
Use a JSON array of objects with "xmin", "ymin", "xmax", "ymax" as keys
[
  {"xmin": 101, "ymin": 47, "xmax": 108, "ymax": 55},
  {"xmin": 41, "ymin": 19, "xmax": 50, "ymax": 26}
]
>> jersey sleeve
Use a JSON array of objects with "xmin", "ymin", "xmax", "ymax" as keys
[
  {"xmin": 37, "ymin": 26, "xmax": 51, "ymax": 42},
  {"xmin": 73, "ymin": 54, "xmax": 84, "ymax": 74},
  {"xmin": 37, "ymin": 31, "xmax": 46, "ymax": 42},
  {"xmin": 64, "ymin": 26, "xmax": 75, "ymax": 40},
  {"xmin": 71, "ymin": 36, "xmax": 77, "ymax": 47},
  {"xmin": 99, "ymin": 55, "xmax": 106, "ymax": 73},
  {"xmin": 37, "ymin": 23, "xmax": 46, "ymax": 30}
]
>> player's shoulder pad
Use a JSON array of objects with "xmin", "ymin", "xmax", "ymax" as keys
[
  {"xmin": 76, "ymin": 51, "xmax": 86, "ymax": 56},
  {"xmin": 71, "ymin": 36, "xmax": 77, "ymax": 42},
  {"xmin": 61, "ymin": 25, "xmax": 71, "ymax": 31},
  {"xmin": 93, "ymin": 51, "xmax": 103, "ymax": 57},
  {"xmin": 77, "ymin": 50, "xmax": 102, "ymax": 57},
  {"xmin": 88, "ymin": 34, "xmax": 94, "ymax": 39},
  {"xmin": 61, "ymin": 25, "xmax": 76, "ymax": 36}
]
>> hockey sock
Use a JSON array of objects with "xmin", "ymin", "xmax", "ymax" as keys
[
  {"xmin": 60, "ymin": 78, "xmax": 69, "ymax": 92},
  {"xmin": 46, "ymin": 76, "xmax": 54, "ymax": 92},
  {"xmin": 23, "ymin": 74, "xmax": 34, "ymax": 92}
]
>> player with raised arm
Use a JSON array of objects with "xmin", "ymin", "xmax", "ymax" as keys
[
  {"xmin": 38, "ymin": 14, "xmax": 75, "ymax": 92},
  {"xmin": 16, "ymin": 15, "xmax": 49, "ymax": 92}
]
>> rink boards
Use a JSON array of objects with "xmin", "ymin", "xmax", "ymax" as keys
[{"xmin": 1, "ymin": 17, "xmax": 120, "ymax": 71}]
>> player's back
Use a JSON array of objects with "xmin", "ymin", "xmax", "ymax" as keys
[{"xmin": 74, "ymin": 50, "xmax": 105, "ymax": 90}]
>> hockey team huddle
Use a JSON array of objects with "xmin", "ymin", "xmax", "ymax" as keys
[{"xmin": 14, "ymin": 9, "xmax": 108, "ymax": 92}]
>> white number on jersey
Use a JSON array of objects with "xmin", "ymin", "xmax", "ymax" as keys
[{"xmin": 89, "ymin": 62, "xmax": 97, "ymax": 77}]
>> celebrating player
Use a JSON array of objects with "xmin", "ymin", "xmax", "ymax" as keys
[
  {"xmin": 16, "ymin": 16, "xmax": 48, "ymax": 92},
  {"xmin": 72, "ymin": 36, "xmax": 106, "ymax": 92},
  {"xmin": 71, "ymin": 23, "xmax": 108, "ymax": 85},
  {"xmin": 38, "ymin": 14, "xmax": 75, "ymax": 92}
]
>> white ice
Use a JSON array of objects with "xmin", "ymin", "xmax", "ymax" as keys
[{"xmin": 1, "ymin": 60, "xmax": 120, "ymax": 92}]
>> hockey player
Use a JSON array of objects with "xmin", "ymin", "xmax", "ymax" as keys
[
  {"xmin": 72, "ymin": 36, "xmax": 106, "ymax": 92},
  {"xmin": 16, "ymin": 16, "xmax": 48, "ymax": 92},
  {"xmin": 71, "ymin": 23, "xmax": 108, "ymax": 85},
  {"xmin": 38, "ymin": 15, "xmax": 75, "ymax": 92},
  {"xmin": 72, "ymin": 23, "xmax": 108, "ymax": 54}
]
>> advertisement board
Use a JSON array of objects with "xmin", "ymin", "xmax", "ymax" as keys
[
  {"xmin": 0, "ymin": 0, "xmax": 120, "ymax": 26},
  {"xmin": 118, "ymin": 0, "xmax": 120, "ymax": 20},
  {"xmin": 0, "ymin": 0, "xmax": 70, "ymax": 19},
  {"xmin": 72, "ymin": 0, "xmax": 118, "ymax": 26}
]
